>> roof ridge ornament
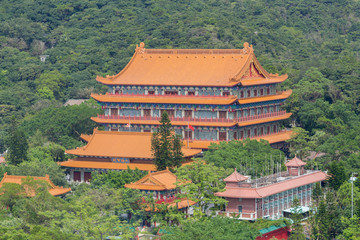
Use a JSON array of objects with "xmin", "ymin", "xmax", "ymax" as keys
[
  {"xmin": 243, "ymin": 42, "xmax": 253, "ymax": 54},
  {"xmin": 136, "ymin": 42, "xmax": 146, "ymax": 54}
]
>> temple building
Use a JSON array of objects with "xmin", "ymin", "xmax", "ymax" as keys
[
  {"xmin": 0, "ymin": 173, "xmax": 71, "ymax": 196},
  {"xmin": 90, "ymin": 42, "xmax": 293, "ymax": 149},
  {"xmin": 125, "ymin": 169, "xmax": 196, "ymax": 211},
  {"xmin": 215, "ymin": 157, "xmax": 327, "ymax": 220},
  {"xmin": 61, "ymin": 129, "xmax": 201, "ymax": 182}
]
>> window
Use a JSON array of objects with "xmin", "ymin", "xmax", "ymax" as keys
[
  {"xmin": 165, "ymin": 90, "xmax": 177, "ymax": 95},
  {"xmin": 161, "ymin": 110, "xmax": 174, "ymax": 117},
  {"xmin": 238, "ymin": 206, "xmax": 242, "ymax": 213},
  {"xmin": 238, "ymin": 198, "xmax": 242, "ymax": 202},
  {"xmin": 260, "ymin": 89, "xmax": 264, "ymax": 96},
  {"xmin": 73, "ymin": 171, "xmax": 81, "ymax": 182},
  {"xmin": 267, "ymin": 88, "xmax": 270, "ymax": 95},
  {"xmin": 219, "ymin": 111, "xmax": 227, "ymax": 119},
  {"xmin": 254, "ymin": 89, "xmax": 257, "ymax": 96},
  {"xmin": 185, "ymin": 110, "xmax": 192, "ymax": 118},
  {"xmin": 148, "ymin": 90, "xmax": 155, "ymax": 95},
  {"xmin": 188, "ymin": 91, "xmax": 195, "ymax": 96},
  {"xmin": 111, "ymin": 108, "xmax": 118, "ymax": 116},
  {"xmin": 240, "ymin": 91, "xmax": 244, "ymax": 98},
  {"xmin": 223, "ymin": 91, "xmax": 230, "ymax": 96},
  {"xmin": 144, "ymin": 109, "xmax": 151, "ymax": 117},
  {"xmin": 247, "ymin": 90, "xmax": 251, "ymax": 97},
  {"xmin": 219, "ymin": 132, "xmax": 227, "ymax": 141}
]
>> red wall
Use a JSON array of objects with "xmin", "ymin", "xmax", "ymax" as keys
[
  {"xmin": 256, "ymin": 227, "xmax": 289, "ymax": 240},
  {"xmin": 226, "ymin": 198, "xmax": 255, "ymax": 213}
]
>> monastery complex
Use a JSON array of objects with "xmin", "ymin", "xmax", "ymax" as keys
[
  {"xmin": 61, "ymin": 42, "xmax": 294, "ymax": 181},
  {"xmin": 56, "ymin": 42, "xmax": 328, "ymax": 222}
]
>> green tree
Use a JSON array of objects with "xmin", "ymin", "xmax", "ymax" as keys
[
  {"xmin": 328, "ymin": 161, "xmax": 347, "ymax": 191},
  {"xmin": 312, "ymin": 182, "xmax": 323, "ymax": 207},
  {"xmin": 286, "ymin": 127, "xmax": 315, "ymax": 159},
  {"xmin": 0, "ymin": 183, "xmax": 26, "ymax": 211},
  {"xmin": 151, "ymin": 111, "xmax": 184, "ymax": 171},
  {"xmin": 205, "ymin": 139, "xmax": 285, "ymax": 177},
  {"xmin": 6, "ymin": 118, "xmax": 28, "ymax": 165},
  {"xmin": 162, "ymin": 217, "xmax": 258, "ymax": 240},
  {"xmin": 289, "ymin": 198, "xmax": 306, "ymax": 240},
  {"xmin": 91, "ymin": 168, "xmax": 146, "ymax": 189},
  {"xmin": 175, "ymin": 159, "xmax": 228, "ymax": 214}
]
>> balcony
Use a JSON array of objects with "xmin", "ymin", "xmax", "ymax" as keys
[
  {"xmin": 215, "ymin": 210, "xmax": 256, "ymax": 220},
  {"xmin": 96, "ymin": 110, "xmax": 287, "ymax": 124}
]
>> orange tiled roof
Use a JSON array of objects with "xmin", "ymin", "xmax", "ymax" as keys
[
  {"xmin": 237, "ymin": 90, "xmax": 292, "ymax": 104},
  {"xmin": 125, "ymin": 169, "xmax": 178, "ymax": 191},
  {"xmin": 216, "ymin": 171, "xmax": 328, "ymax": 199},
  {"xmin": 96, "ymin": 42, "xmax": 287, "ymax": 87},
  {"xmin": 185, "ymin": 130, "xmax": 294, "ymax": 149},
  {"xmin": 237, "ymin": 113, "xmax": 292, "ymax": 127},
  {"xmin": 91, "ymin": 117, "xmax": 237, "ymax": 127},
  {"xmin": 80, "ymin": 134, "xmax": 91, "ymax": 142},
  {"xmin": 168, "ymin": 199, "xmax": 197, "ymax": 209},
  {"xmin": 239, "ymin": 75, "xmax": 287, "ymax": 86},
  {"xmin": 0, "ymin": 173, "xmax": 71, "ymax": 196},
  {"xmin": 285, "ymin": 156, "xmax": 307, "ymax": 167},
  {"xmin": 91, "ymin": 113, "xmax": 291, "ymax": 128},
  {"xmin": 60, "ymin": 160, "xmax": 158, "ymax": 171},
  {"xmin": 224, "ymin": 169, "xmax": 249, "ymax": 182},
  {"xmin": 60, "ymin": 159, "xmax": 194, "ymax": 172},
  {"xmin": 66, "ymin": 129, "xmax": 201, "ymax": 159},
  {"xmin": 91, "ymin": 93, "xmax": 237, "ymax": 105},
  {"xmin": 91, "ymin": 90, "xmax": 291, "ymax": 106}
]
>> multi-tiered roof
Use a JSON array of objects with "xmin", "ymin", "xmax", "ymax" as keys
[{"xmin": 90, "ymin": 42, "xmax": 293, "ymax": 148}]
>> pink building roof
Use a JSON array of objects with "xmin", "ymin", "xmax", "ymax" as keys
[
  {"xmin": 285, "ymin": 156, "xmax": 306, "ymax": 167},
  {"xmin": 216, "ymin": 171, "xmax": 328, "ymax": 199},
  {"xmin": 224, "ymin": 169, "xmax": 248, "ymax": 182}
]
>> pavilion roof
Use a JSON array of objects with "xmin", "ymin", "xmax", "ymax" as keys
[
  {"xmin": 224, "ymin": 169, "xmax": 249, "ymax": 182},
  {"xmin": 285, "ymin": 156, "xmax": 307, "ymax": 167},
  {"xmin": 96, "ymin": 42, "xmax": 287, "ymax": 87},
  {"xmin": 66, "ymin": 129, "xmax": 201, "ymax": 159},
  {"xmin": 0, "ymin": 173, "xmax": 71, "ymax": 196},
  {"xmin": 125, "ymin": 169, "xmax": 180, "ymax": 191},
  {"xmin": 216, "ymin": 171, "xmax": 328, "ymax": 199}
]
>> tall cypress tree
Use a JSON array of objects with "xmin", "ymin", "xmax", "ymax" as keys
[
  {"xmin": 151, "ymin": 111, "xmax": 184, "ymax": 171},
  {"xmin": 6, "ymin": 117, "xmax": 28, "ymax": 165}
]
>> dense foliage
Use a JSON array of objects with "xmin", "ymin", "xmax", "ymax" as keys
[
  {"xmin": 205, "ymin": 139, "xmax": 286, "ymax": 177},
  {"xmin": 162, "ymin": 217, "xmax": 258, "ymax": 240},
  {"xmin": 0, "ymin": 0, "xmax": 360, "ymax": 238}
]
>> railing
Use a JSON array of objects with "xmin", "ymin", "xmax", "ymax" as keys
[
  {"xmin": 215, "ymin": 211, "xmax": 256, "ymax": 220},
  {"xmin": 106, "ymin": 93, "xmax": 234, "ymax": 98},
  {"xmin": 96, "ymin": 111, "xmax": 287, "ymax": 124}
]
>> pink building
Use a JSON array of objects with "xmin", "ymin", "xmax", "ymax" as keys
[{"xmin": 215, "ymin": 157, "xmax": 327, "ymax": 220}]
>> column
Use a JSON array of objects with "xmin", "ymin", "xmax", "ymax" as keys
[
  {"xmin": 70, "ymin": 170, "xmax": 74, "ymax": 182},
  {"xmin": 81, "ymin": 170, "xmax": 84, "ymax": 182}
]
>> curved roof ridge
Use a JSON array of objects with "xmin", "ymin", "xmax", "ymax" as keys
[
  {"xmin": 224, "ymin": 168, "xmax": 248, "ymax": 182},
  {"xmin": 285, "ymin": 156, "xmax": 307, "ymax": 167}
]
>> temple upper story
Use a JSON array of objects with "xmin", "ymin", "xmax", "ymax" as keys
[{"xmin": 97, "ymin": 42, "xmax": 287, "ymax": 90}]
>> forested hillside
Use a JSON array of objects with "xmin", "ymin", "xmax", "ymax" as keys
[
  {"xmin": 1, "ymin": 0, "xmax": 360, "ymax": 238},
  {"xmin": 1, "ymin": 0, "xmax": 360, "ymax": 170}
]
